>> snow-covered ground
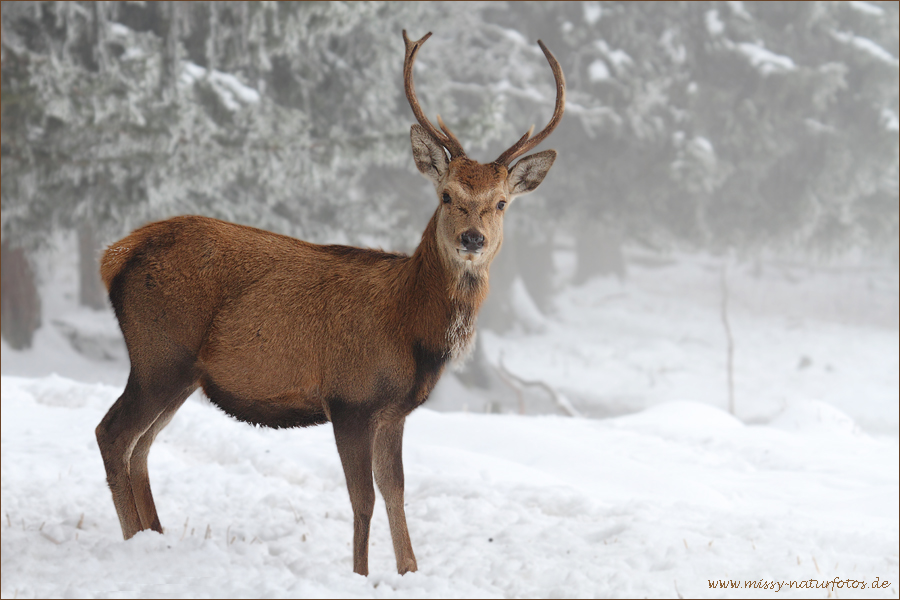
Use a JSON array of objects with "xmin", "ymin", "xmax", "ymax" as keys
[
  {"xmin": 2, "ymin": 238, "xmax": 898, "ymax": 598},
  {"xmin": 477, "ymin": 251, "xmax": 899, "ymax": 434}
]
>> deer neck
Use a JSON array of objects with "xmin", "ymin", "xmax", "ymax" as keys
[{"xmin": 402, "ymin": 209, "xmax": 490, "ymax": 364}]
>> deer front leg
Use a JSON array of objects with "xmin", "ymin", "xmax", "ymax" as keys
[
  {"xmin": 374, "ymin": 418, "xmax": 417, "ymax": 574},
  {"xmin": 331, "ymin": 402, "xmax": 376, "ymax": 576}
]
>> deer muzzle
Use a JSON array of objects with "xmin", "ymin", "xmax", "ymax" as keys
[{"xmin": 459, "ymin": 230, "xmax": 485, "ymax": 253}]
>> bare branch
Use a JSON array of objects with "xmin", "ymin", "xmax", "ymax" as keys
[{"xmin": 494, "ymin": 354, "xmax": 582, "ymax": 418}]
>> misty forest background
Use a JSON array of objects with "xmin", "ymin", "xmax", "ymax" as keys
[{"xmin": 1, "ymin": 1, "xmax": 898, "ymax": 396}]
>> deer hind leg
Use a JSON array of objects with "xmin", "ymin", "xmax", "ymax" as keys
[
  {"xmin": 128, "ymin": 385, "xmax": 196, "ymax": 533},
  {"xmin": 96, "ymin": 348, "xmax": 198, "ymax": 539},
  {"xmin": 374, "ymin": 418, "xmax": 417, "ymax": 574},
  {"xmin": 331, "ymin": 401, "xmax": 376, "ymax": 576},
  {"xmin": 96, "ymin": 374, "xmax": 158, "ymax": 538}
]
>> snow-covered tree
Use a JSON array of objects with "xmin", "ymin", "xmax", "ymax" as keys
[{"xmin": 490, "ymin": 1, "xmax": 898, "ymax": 264}]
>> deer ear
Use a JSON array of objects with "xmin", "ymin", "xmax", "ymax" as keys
[
  {"xmin": 411, "ymin": 124, "xmax": 449, "ymax": 184},
  {"xmin": 507, "ymin": 150, "xmax": 557, "ymax": 197}
]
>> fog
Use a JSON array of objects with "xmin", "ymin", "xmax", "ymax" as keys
[{"xmin": 2, "ymin": 3, "xmax": 898, "ymax": 597}]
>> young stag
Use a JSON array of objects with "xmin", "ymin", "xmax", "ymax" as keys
[{"xmin": 96, "ymin": 30, "xmax": 565, "ymax": 576}]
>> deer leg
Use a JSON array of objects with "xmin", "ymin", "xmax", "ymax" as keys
[
  {"xmin": 331, "ymin": 402, "xmax": 376, "ymax": 576},
  {"xmin": 96, "ymin": 373, "xmax": 162, "ymax": 539},
  {"xmin": 129, "ymin": 386, "xmax": 195, "ymax": 533},
  {"xmin": 96, "ymin": 345, "xmax": 198, "ymax": 540},
  {"xmin": 373, "ymin": 418, "xmax": 417, "ymax": 574}
]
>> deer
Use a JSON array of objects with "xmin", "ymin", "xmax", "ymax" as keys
[{"xmin": 95, "ymin": 30, "xmax": 565, "ymax": 576}]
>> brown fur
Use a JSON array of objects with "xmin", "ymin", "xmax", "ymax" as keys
[
  {"xmin": 96, "ymin": 31, "xmax": 563, "ymax": 577},
  {"xmin": 100, "ymin": 211, "xmax": 483, "ymax": 424}
]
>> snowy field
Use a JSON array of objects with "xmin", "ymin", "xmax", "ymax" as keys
[{"xmin": 2, "ymin": 239, "xmax": 898, "ymax": 598}]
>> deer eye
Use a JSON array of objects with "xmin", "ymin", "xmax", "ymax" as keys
[
  {"xmin": 497, "ymin": 200, "xmax": 507, "ymax": 211},
  {"xmin": 442, "ymin": 192, "xmax": 451, "ymax": 204}
]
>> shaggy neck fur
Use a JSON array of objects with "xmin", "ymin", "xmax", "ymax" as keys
[{"xmin": 401, "ymin": 209, "xmax": 490, "ymax": 365}]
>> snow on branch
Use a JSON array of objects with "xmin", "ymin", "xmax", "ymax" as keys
[
  {"xmin": 181, "ymin": 62, "xmax": 260, "ymax": 111},
  {"xmin": 847, "ymin": 1, "xmax": 885, "ymax": 17},
  {"xmin": 831, "ymin": 31, "xmax": 899, "ymax": 66},
  {"xmin": 733, "ymin": 42, "xmax": 796, "ymax": 75}
]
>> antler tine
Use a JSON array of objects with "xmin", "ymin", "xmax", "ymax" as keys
[
  {"xmin": 509, "ymin": 124, "xmax": 536, "ymax": 151},
  {"xmin": 436, "ymin": 114, "xmax": 465, "ymax": 157},
  {"xmin": 494, "ymin": 40, "xmax": 566, "ymax": 168},
  {"xmin": 402, "ymin": 30, "xmax": 466, "ymax": 159}
]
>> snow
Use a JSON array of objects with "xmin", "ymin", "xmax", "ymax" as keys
[
  {"xmin": 583, "ymin": 2, "xmax": 602, "ymax": 26},
  {"xmin": 497, "ymin": 27, "xmax": 528, "ymax": 48},
  {"xmin": 605, "ymin": 49, "xmax": 632, "ymax": 72},
  {"xmin": 883, "ymin": 109, "xmax": 900, "ymax": 133},
  {"xmin": 832, "ymin": 31, "xmax": 900, "ymax": 66},
  {"xmin": 2, "ymin": 241, "xmax": 898, "ymax": 598},
  {"xmin": 180, "ymin": 62, "xmax": 261, "ymax": 111},
  {"xmin": 660, "ymin": 28, "xmax": 687, "ymax": 64},
  {"xmin": 726, "ymin": 1, "xmax": 752, "ymax": 20},
  {"xmin": 593, "ymin": 41, "xmax": 633, "ymax": 73},
  {"xmin": 691, "ymin": 135, "xmax": 714, "ymax": 156},
  {"xmin": 734, "ymin": 42, "xmax": 796, "ymax": 75},
  {"xmin": 107, "ymin": 22, "xmax": 131, "ymax": 39},
  {"xmin": 2, "ymin": 375, "xmax": 897, "ymax": 598},
  {"xmin": 706, "ymin": 10, "xmax": 725, "ymax": 36},
  {"xmin": 588, "ymin": 59, "xmax": 610, "ymax": 82},
  {"xmin": 847, "ymin": 1, "xmax": 886, "ymax": 17}
]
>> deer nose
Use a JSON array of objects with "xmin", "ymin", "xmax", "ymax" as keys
[{"xmin": 460, "ymin": 230, "xmax": 485, "ymax": 252}]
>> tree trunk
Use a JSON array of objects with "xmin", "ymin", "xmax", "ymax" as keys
[
  {"xmin": 78, "ymin": 222, "xmax": 107, "ymax": 310},
  {"xmin": 159, "ymin": 1, "xmax": 182, "ymax": 95},
  {"xmin": 1, "ymin": 239, "xmax": 42, "ymax": 349}
]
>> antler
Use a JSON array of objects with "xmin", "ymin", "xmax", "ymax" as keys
[
  {"xmin": 494, "ymin": 40, "xmax": 566, "ymax": 168},
  {"xmin": 403, "ymin": 30, "xmax": 467, "ymax": 159}
]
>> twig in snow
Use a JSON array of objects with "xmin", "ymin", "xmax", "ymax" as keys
[
  {"xmin": 720, "ymin": 260, "xmax": 735, "ymax": 415},
  {"xmin": 40, "ymin": 531, "xmax": 62, "ymax": 545},
  {"xmin": 494, "ymin": 355, "xmax": 583, "ymax": 417},
  {"xmin": 289, "ymin": 500, "xmax": 304, "ymax": 523}
]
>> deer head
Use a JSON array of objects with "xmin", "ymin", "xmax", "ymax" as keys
[{"xmin": 403, "ymin": 31, "xmax": 566, "ymax": 275}]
